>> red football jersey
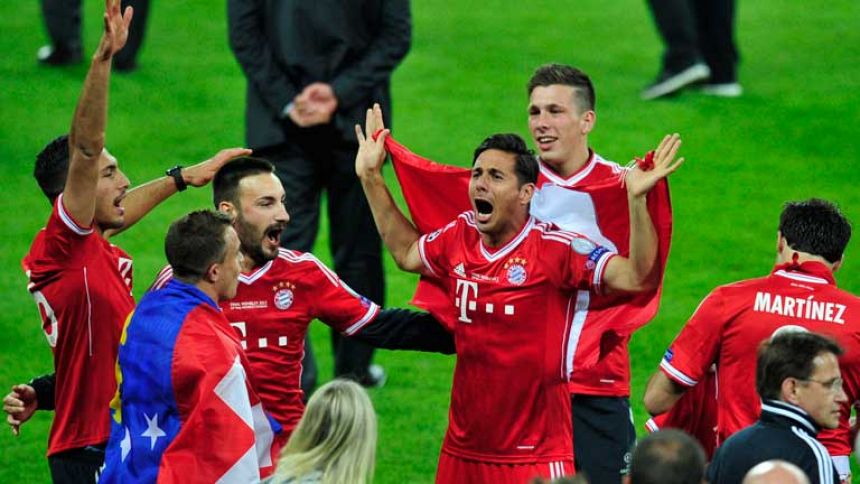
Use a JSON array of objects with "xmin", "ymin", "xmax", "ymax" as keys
[
  {"xmin": 535, "ymin": 152, "xmax": 637, "ymax": 397},
  {"xmin": 660, "ymin": 262, "xmax": 860, "ymax": 457},
  {"xmin": 152, "ymin": 248, "xmax": 379, "ymax": 438},
  {"xmin": 418, "ymin": 212, "xmax": 615, "ymax": 463},
  {"xmin": 22, "ymin": 194, "xmax": 135, "ymax": 455},
  {"xmin": 645, "ymin": 367, "xmax": 718, "ymax": 459}
]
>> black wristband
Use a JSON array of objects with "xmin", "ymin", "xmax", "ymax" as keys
[
  {"xmin": 166, "ymin": 165, "xmax": 187, "ymax": 192},
  {"xmin": 29, "ymin": 373, "xmax": 56, "ymax": 411}
]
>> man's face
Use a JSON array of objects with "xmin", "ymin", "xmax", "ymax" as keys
[
  {"xmin": 795, "ymin": 352, "xmax": 847, "ymax": 429},
  {"xmin": 93, "ymin": 149, "xmax": 130, "ymax": 230},
  {"xmin": 528, "ymin": 84, "xmax": 591, "ymax": 170},
  {"xmin": 230, "ymin": 173, "xmax": 289, "ymax": 268},
  {"xmin": 215, "ymin": 227, "xmax": 243, "ymax": 300},
  {"xmin": 468, "ymin": 149, "xmax": 532, "ymax": 243}
]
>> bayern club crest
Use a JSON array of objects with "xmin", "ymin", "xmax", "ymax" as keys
[
  {"xmin": 504, "ymin": 256, "xmax": 528, "ymax": 285},
  {"xmin": 274, "ymin": 288, "xmax": 294, "ymax": 310}
]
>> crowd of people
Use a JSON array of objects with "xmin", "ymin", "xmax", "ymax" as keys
[{"xmin": 4, "ymin": 1, "xmax": 856, "ymax": 484}]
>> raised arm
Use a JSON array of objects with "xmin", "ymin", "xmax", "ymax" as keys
[
  {"xmin": 104, "ymin": 148, "xmax": 252, "ymax": 237},
  {"xmin": 603, "ymin": 134, "xmax": 684, "ymax": 292},
  {"xmin": 62, "ymin": 0, "xmax": 132, "ymax": 228},
  {"xmin": 355, "ymin": 104, "xmax": 423, "ymax": 273}
]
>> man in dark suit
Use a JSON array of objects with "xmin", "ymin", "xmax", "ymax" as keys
[
  {"xmin": 38, "ymin": 0, "xmax": 149, "ymax": 70},
  {"xmin": 228, "ymin": 0, "xmax": 411, "ymax": 392}
]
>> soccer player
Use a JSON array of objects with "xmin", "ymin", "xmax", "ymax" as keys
[
  {"xmin": 355, "ymin": 103, "xmax": 683, "ymax": 481},
  {"xmin": 100, "ymin": 210, "xmax": 278, "ymax": 482},
  {"xmin": 11, "ymin": 1, "xmax": 249, "ymax": 479},
  {"xmin": 526, "ymin": 63, "xmax": 671, "ymax": 482},
  {"xmin": 148, "ymin": 157, "xmax": 454, "ymax": 446},
  {"xmin": 644, "ymin": 199, "xmax": 858, "ymax": 481}
]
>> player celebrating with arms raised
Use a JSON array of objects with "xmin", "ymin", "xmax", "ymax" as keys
[{"xmin": 355, "ymin": 104, "xmax": 683, "ymax": 482}]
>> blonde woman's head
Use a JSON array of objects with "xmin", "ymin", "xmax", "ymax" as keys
[{"xmin": 276, "ymin": 379, "xmax": 377, "ymax": 484}]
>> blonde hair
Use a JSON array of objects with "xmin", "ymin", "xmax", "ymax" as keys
[{"xmin": 276, "ymin": 379, "xmax": 377, "ymax": 484}]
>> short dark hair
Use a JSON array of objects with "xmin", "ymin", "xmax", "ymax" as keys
[
  {"xmin": 779, "ymin": 199, "xmax": 851, "ymax": 264},
  {"xmin": 472, "ymin": 133, "xmax": 538, "ymax": 186},
  {"xmin": 527, "ymin": 64, "xmax": 596, "ymax": 112},
  {"xmin": 165, "ymin": 210, "xmax": 233, "ymax": 282},
  {"xmin": 629, "ymin": 429, "xmax": 706, "ymax": 484},
  {"xmin": 34, "ymin": 135, "xmax": 71, "ymax": 204},
  {"xmin": 212, "ymin": 157, "xmax": 276, "ymax": 207},
  {"xmin": 756, "ymin": 331, "xmax": 843, "ymax": 400}
]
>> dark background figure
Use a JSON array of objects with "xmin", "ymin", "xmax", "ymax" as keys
[
  {"xmin": 228, "ymin": 0, "xmax": 411, "ymax": 392},
  {"xmin": 38, "ymin": 0, "xmax": 150, "ymax": 71},
  {"xmin": 641, "ymin": 0, "xmax": 740, "ymax": 100}
]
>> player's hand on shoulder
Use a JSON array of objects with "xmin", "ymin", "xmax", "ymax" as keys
[{"xmin": 625, "ymin": 133, "xmax": 685, "ymax": 199}]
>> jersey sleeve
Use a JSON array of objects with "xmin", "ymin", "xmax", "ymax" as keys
[
  {"xmin": 543, "ymin": 230, "xmax": 616, "ymax": 292},
  {"xmin": 417, "ymin": 217, "xmax": 461, "ymax": 277},
  {"xmin": 660, "ymin": 290, "xmax": 725, "ymax": 388},
  {"xmin": 40, "ymin": 193, "xmax": 95, "ymax": 263},
  {"xmin": 304, "ymin": 255, "xmax": 380, "ymax": 336}
]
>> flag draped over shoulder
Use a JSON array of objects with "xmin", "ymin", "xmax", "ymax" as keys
[
  {"xmin": 386, "ymin": 136, "xmax": 672, "ymax": 336},
  {"xmin": 100, "ymin": 280, "xmax": 280, "ymax": 483}
]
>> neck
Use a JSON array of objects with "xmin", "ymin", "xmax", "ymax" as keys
[
  {"xmin": 241, "ymin": 251, "xmax": 261, "ymax": 272},
  {"xmin": 480, "ymin": 214, "xmax": 529, "ymax": 248},
  {"xmin": 777, "ymin": 251, "xmax": 834, "ymax": 270},
  {"xmin": 194, "ymin": 281, "xmax": 221, "ymax": 303},
  {"xmin": 546, "ymin": 144, "xmax": 591, "ymax": 179}
]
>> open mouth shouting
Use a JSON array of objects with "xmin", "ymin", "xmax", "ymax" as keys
[
  {"xmin": 113, "ymin": 193, "xmax": 126, "ymax": 216},
  {"xmin": 264, "ymin": 224, "xmax": 284, "ymax": 247},
  {"xmin": 473, "ymin": 198, "xmax": 494, "ymax": 224}
]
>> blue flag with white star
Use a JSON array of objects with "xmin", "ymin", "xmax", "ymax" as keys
[{"xmin": 100, "ymin": 280, "xmax": 280, "ymax": 483}]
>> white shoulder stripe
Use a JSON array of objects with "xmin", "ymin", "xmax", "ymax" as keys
[
  {"xmin": 791, "ymin": 426, "xmax": 834, "ymax": 484},
  {"xmin": 418, "ymin": 236, "xmax": 440, "ymax": 277},
  {"xmin": 660, "ymin": 360, "xmax": 698, "ymax": 387},
  {"xmin": 343, "ymin": 304, "xmax": 380, "ymax": 336},
  {"xmin": 57, "ymin": 193, "xmax": 93, "ymax": 236}
]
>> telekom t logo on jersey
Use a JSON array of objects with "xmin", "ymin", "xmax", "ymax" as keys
[{"xmin": 454, "ymin": 278, "xmax": 515, "ymax": 323}]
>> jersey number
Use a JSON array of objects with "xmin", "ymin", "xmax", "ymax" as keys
[{"xmin": 31, "ymin": 290, "xmax": 59, "ymax": 347}]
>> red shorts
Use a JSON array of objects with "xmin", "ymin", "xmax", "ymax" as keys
[{"xmin": 436, "ymin": 451, "xmax": 573, "ymax": 484}]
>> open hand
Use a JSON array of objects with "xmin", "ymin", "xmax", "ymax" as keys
[
  {"xmin": 355, "ymin": 103, "xmax": 388, "ymax": 179},
  {"xmin": 95, "ymin": 0, "xmax": 133, "ymax": 61},
  {"xmin": 183, "ymin": 147, "xmax": 253, "ymax": 187},
  {"xmin": 625, "ymin": 134, "xmax": 684, "ymax": 198}
]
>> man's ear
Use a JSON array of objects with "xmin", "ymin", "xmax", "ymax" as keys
[
  {"xmin": 519, "ymin": 183, "xmax": 535, "ymax": 205},
  {"xmin": 218, "ymin": 201, "xmax": 237, "ymax": 220},
  {"xmin": 781, "ymin": 377, "xmax": 801, "ymax": 405},
  {"xmin": 833, "ymin": 256, "xmax": 844, "ymax": 273},
  {"xmin": 581, "ymin": 110, "xmax": 596, "ymax": 135},
  {"xmin": 204, "ymin": 262, "xmax": 220, "ymax": 284}
]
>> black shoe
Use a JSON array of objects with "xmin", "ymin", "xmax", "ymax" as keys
[
  {"xmin": 113, "ymin": 59, "xmax": 138, "ymax": 73},
  {"xmin": 37, "ymin": 44, "xmax": 82, "ymax": 66},
  {"xmin": 359, "ymin": 364, "xmax": 387, "ymax": 388},
  {"xmin": 641, "ymin": 62, "xmax": 710, "ymax": 100}
]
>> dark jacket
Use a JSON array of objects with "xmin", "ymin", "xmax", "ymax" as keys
[
  {"xmin": 228, "ymin": 0, "xmax": 411, "ymax": 149},
  {"xmin": 706, "ymin": 399, "xmax": 838, "ymax": 484}
]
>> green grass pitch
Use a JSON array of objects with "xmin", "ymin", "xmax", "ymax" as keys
[{"xmin": 0, "ymin": 0, "xmax": 858, "ymax": 481}]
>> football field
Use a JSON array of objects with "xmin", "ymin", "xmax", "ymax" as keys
[{"xmin": 1, "ymin": 0, "xmax": 858, "ymax": 481}]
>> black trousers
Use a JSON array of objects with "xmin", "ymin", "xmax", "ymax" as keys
[
  {"xmin": 257, "ymin": 123, "xmax": 385, "ymax": 393},
  {"xmin": 645, "ymin": 0, "xmax": 739, "ymax": 83},
  {"xmin": 572, "ymin": 395, "xmax": 636, "ymax": 484},
  {"xmin": 40, "ymin": 0, "xmax": 150, "ymax": 66},
  {"xmin": 48, "ymin": 445, "xmax": 105, "ymax": 484}
]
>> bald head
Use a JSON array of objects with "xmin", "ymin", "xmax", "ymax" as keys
[{"xmin": 742, "ymin": 460, "xmax": 810, "ymax": 484}]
